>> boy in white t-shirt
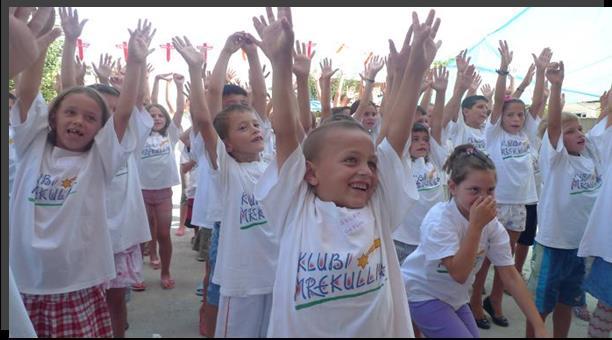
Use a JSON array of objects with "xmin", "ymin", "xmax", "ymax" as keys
[
  {"xmin": 9, "ymin": 22, "xmax": 150, "ymax": 338},
  {"xmin": 254, "ymin": 8, "xmax": 441, "ymax": 337},
  {"xmin": 526, "ymin": 62, "xmax": 604, "ymax": 338},
  {"xmin": 401, "ymin": 145, "xmax": 548, "ymax": 338}
]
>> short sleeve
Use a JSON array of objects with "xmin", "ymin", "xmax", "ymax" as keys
[
  {"xmin": 11, "ymin": 93, "xmax": 49, "ymax": 158},
  {"xmin": 133, "ymin": 108, "xmax": 154, "ymax": 152},
  {"xmin": 484, "ymin": 115, "xmax": 503, "ymax": 146},
  {"xmin": 421, "ymin": 214, "xmax": 461, "ymax": 262},
  {"xmin": 94, "ymin": 112, "xmax": 137, "ymax": 183},
  {"xmin": 486, "ymin": 221, "xmax": 514, "ymax": 267},
  {"xmin": 524, "ymin": 113, "xmax": 541, "ymax": 145},
  {"xmin": 254, "ymin": 145, "xmax": 307, "ymax": 238},
  {"xmin": 376, "ymin": 139, "xmax": 419, "ymax": 231},
  {"xmin": 429, "ymin": 137, "xmax": 450, "ymax": 170},
  {"xmin": 539, "ymin": 130, "xmax": 566, "ymax": 179},
  {"xmin": 167, "ymin": 120, "xmax": 181, "ymax": 147}
]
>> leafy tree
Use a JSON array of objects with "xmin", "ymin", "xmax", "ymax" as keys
[{"xmin": 9, "ymin": 39, "xmax": 63, "ymax": 102}]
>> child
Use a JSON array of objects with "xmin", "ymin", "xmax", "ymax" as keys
[
  {"xmin": 136, "ymin": 83, "xmax": 184, "ymax": 288},
  {"xmin": 350, "ymin": 56, "xmax": 385, "ymax": 142},
  {"xmin": 173, "ymin": 29, "xmax": 275, "ymax": 337},
  {"xmin": 469, "ymin": 41, "xmax": 544, "ymax": 329},
  {"xmin": 393, "ymin": 66, "xmax": 450, "ymax": 264},
  {"xmin": 9, "ymin": 21, "xmax": 149, "ymax": 337},
  {"xmin": 254, "ymin": 8, "xmax": 442, "ymax": 337},
  {"xmin": 401, "ymin": 144, "xmax": 549, "ymax": 338},
  {"xmin": 526, "ymin": 61, "xmax": 604, "ymax": 338},
  {"xmin": 578, "ymin": 90, "xmax": 611, "ymax": 338}
]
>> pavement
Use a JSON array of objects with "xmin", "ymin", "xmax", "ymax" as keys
[{"xmin": 124, "ymin": 186, "xmax": 595, "ymax": 338}]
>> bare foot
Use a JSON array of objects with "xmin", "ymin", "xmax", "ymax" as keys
[{"xmin": 175, "ymin": 227, "xmax": 186, "ymax": 237}]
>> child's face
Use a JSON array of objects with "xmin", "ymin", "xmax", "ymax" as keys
[
  {"xmin": 361, "ymin": 105, "xmax": 378, "ymax": 130},
  {"xmin": 562, "ymin": 120, "xmax": 586, "ymax": 155},
  {"xmin": 53, "ymin": 93, "xmax": 104, "ymax": 152},
  {"xmin": 222, "ymin": 94, "xmax": 249, "ymax": 109},
  {"xmin": 449, "ymin": 169, "xmax": 496, "ymax": 220},
  {"xmin": 224, "ymin": 110, "xmax": 265, "ymax": 156},
  {"xmin": 306, "ymin": 128, "xmax": 378, "ymax": 209},
  {"xmin": 463, "ymin": 100, "xmax": 489, "ymax": 128},
  {"xmin": 415, "ymin": 114, "xmax": 430, "ymax": 129},
  {"xmin": 501, "ymin": 102, "xmax": 526, "ymax": 134},
  {"xmin": 149, "ymin": 107, "xmax": 167, "ymax": 132},
  {"xmin": 409, "ymin": 131, "xmax": 431, "ymax": 159}
]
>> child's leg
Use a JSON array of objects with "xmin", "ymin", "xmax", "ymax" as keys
[
  {"xmin": 201, "ymin": 222, "xmax": 221, "ymax": 337},
  {"xmin": 409, "ymin": 300, "xmax": 479, "ymax": 338},
  {"xmin": 515, "ymin": 204, "xmax": 537, "ymax": 275},
  {"xmin": 106, "ymin": 288, "xmax": 126, "ymax": 338},
  {"xmin": 176, "ymin": 188, "xmax": 187, "ymax": 236},
  {"xmin": 552, "ymin": 303, "xmax": 573, "ymax": 337},
  {"xmin": 470, "ymin": 257, "xmax": 490, "ymax": 322},
  {"xmin": 215, "ymin": 294, "xmax": 269, "ymax": 338},
  {"xmin": 154, "ymin": 188, "xmax": 174, "ymax": 288},
  {"xmin": 588, "ymin": 300, "xmax": 612, "ymax": 338},
  {"xmin": 143, "ymin": 199, "xmax": 159, "ymax": 266},
  {"xmin": 488, "ymin": 229, "xmax": 520, "ymax": 317}
]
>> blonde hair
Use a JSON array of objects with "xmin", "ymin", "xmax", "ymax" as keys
[{"xmin": 538, "ymin": 112, "xmax": 580, "ymax": 138}]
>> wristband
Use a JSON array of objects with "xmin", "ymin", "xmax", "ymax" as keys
[{"xmin": 496, "ymin": 69, "xmax": 509, "ymax": 76}]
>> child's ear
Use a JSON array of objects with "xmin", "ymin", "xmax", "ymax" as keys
[
  {"xmin": 448, "ymin": 179, "xmax": 456, "ymax": 197},
  {"xmin": 304, "ymin": 160, "xmax": 319, "ymax": 187}
]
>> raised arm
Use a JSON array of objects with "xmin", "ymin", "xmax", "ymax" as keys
[
  {"xmin": 512, "ymin": 63, "xmax": 534, "ymax": 100},
  {"xmin": 91, "ymin": 53, "xmax": 115, "ymax": 85},
  {"xmin": 430, "ymin": 66, "xmax": 449, "ymax": 145},
  {"xmin": 173, "ymin": 35, "xmax": 218, "ymax": 168},
  {"xmin": 442, "ymin": 64, "xmax": 476, "ymax": 128},
  {"xmin": 545, "ymin": 61, "xmax": 564, "ymax": 149},
  {"xmin": 207, "ymin": 32, "xmax": 243, "ymax": 117},
  {"xmin": 151, "ymin": 73, "xmax": 172, "ymax": 105},
  {"xmin": 466, "ymin": 72, "xmax": 482, "ymax": 98},
  {"xmin": 480, "ymin": 83, "xmax": 494, "ymax": 104},
  {"xmin": 253, "ymin": 7, "xmax": 299, "ymax": 169},
  {"xmin": 419, "ymin": 69, "xmax": 434, "ymax": 108},
  {"xmin": 242, "ymin": 33, "xmax": 267, "ymax": 119},
  {"xmin": 114, "ymin": 19, "xmax": 154, "ymax": 142},
  {"xmin": 59, "ymin": 7, "xmax": 87, "ymax": 90},
  {"xmin": 352, "ymin": 56, "xmax": 384, "ymax": 122},
  {"xmin": 529, "ymin": 48, "xmax": 553, "ymax": 118},
  {"xmin": 385, "ymin": 10, "xmax": 441, "ymax": 155},
  {"xmin": 74, "ymin": 56, "xmax": 87, "ymax": 86},
  {"xmin": 491, "ymin": 40, "xmax": 513, "ymax": 125},
  {"xmin": 172, "ymin": 73, "xmax": 185, "ymax": 129},
  {"xmin": 292, "ymin": 40, "xmax": 315, "ymax": 134},
  {"xmin": 319, "ymin": 58, "xmax": 339, "ymax": 120}
]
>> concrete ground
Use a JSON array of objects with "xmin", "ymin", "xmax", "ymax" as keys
[{"xmin": 124, "ymin": 187, "xmax": 595, "ymax": 338}]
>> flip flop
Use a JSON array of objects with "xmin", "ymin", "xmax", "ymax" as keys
[
  {"xmin": 131, "ymin": 282, "xmax": 146, "ymax": 292},
  {"xmin": 483, "ymin": 296, "xmax": 509, "ymax": 327},
  {"xmin": 161, "ymin": 278, "xmax": 175, "ymax": 289},
  {"xmin": 175, "ymin": 228, "xmax": 186, "ymax": 237},
  {"xmin": 150, "ymin": 259, "xmax": 161, "ymax": 270}
]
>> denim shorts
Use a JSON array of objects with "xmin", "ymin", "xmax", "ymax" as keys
[
  {"xmin": 583, "ymin": 257, "xmax": 612, "ymax": 306},
  {"xmin": 206, "ymin": 222, "xmax": 221, "ymax": 306}
]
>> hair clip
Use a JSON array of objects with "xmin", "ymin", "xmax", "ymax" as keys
[
  {"xmin": 503, "ymin": 95, "xmax": 514, "ymax": 102},
  {"xmin": 465, "ymin": 147, "xmax": 476, "ymax": 155}
]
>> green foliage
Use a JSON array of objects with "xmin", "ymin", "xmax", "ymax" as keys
[
  {"xmin": 307, "ymin": 75, "xmax": 362, "ymax": 104},
  {"xmin": 8, "ymin": 39, "xmax": 63, "ymax": 102}
]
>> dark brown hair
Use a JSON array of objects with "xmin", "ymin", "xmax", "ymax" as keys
[
  {"xmin": 443, "ymin": 144, "xmax": 496, "ymax": 187},
  {"xmin": 145, "ymin": 103, "xmax": 172, "ymax": 136},
  {"xmin": 47, "ymin": 86, "xmax": 111, "ymax": 148}
]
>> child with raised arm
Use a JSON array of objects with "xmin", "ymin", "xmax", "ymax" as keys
[
  {"xmin": 392, "ymin": 66, "xmax": 450, "ymax": 264},
  {"xmin": 469, "ymin": 40, "xmax": 543, "ymax": 329},
  {"xmin": 173, "ymin": 27, "xmax": 276, "ymax": 336},
  {"xmin": 9, "ymin": 19, "xmax": 149, "ymax": 337},
  {"xmin": 253, "ymin": 8, "xmax": 443, "ymax": 337},
  {"xmin": 350, "ymin": 56, "xmax": 385, "ymax": 142},
  {"xmin": 401, "ymin": 145, "xmax": 548, "ymax": 338},
  {"xmin": 578, "ymin": 88, "xmax": 612, "ymax": 338},
  {"xmin": 526, "ymin": 61, "xmax": 604, "ymax": 338}
]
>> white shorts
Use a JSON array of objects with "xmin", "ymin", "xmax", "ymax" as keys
[
  {"xmin": 215, "ymin": 293, "xmax": 272, "ymax": 338},
  {"xmin": 496, "ymin": 204, "xmax": 527, "ymax": 232}
]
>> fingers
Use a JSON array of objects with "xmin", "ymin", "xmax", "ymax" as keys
[
  {"xmin": 266, "ymin": 7, "xmax": 275, "ymax": 23},
  {"xmin": 28, "ymin": 7, "xmax": 53, "ymax": 37}
]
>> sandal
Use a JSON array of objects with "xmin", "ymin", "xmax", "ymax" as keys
[
  {"xmin": 161, "ymin": 278, "xmax": 175, "ymax": 289},
  {"xmin": 573, "ymin": 305, "xmax": 591, "ymax": 321},
  {"xmin": 483, "ymin": 296, "xmax": 509, "ymax": 327},
  {"xmin": 475, "ymin": 317, "xmax": 491, "ymax": 329},
  {"xmin": 131, "ymin": 282, "xmax": 146, "ymax": 292}
]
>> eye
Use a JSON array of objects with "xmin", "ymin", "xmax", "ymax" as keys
[
  {"xmin": 86, "ymin": 115, "xmax": 97, "ymax": 122},
  {"xmin": 469, "ymin": 188, "xmax": 479, "ymax": 194},
  {"xmin": 343, "ymin": 157, "xmax": 357, "ymax": 165},
  {"xmin": 368, "ymin": 160, "xmax": 377, "ymax": 171},
  {"xmin": 66, "ymin": 109, "xmax": 77, "ymax": 115},
  {"xmin": 253, "ymin": 122, "xmax": 260, "ymax": 128}
]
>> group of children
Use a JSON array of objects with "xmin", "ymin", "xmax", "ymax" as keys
[{"xmin": 8, "ymin": 6, "xmax": 611, "ymax": 338}]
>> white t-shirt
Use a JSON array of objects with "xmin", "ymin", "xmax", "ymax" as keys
[
  {"xmin": 254, "ymin": 139, "xmax": 418, "ymax": 337},
  {"xmin": 393, "ymin": 138, "xmax": 448, "ymax": 245},
  {"xmin": 401, "ymin": 200, "xmax": 514, "ymax": 310},
  {"xmin": 206, "ymin": 136, "xmax": 277, "ymax": 296},
  {"xmin": 485, "ymin": 114, "xmax": 539, "ymax": 204},
  {"xmin": 578, "ymin": 120, "xmax": 611, "ymax": 262},
  {"xmin": 137, "ymin": 120, "xmax": 181, "ymax": 190},
  {"xmin": 536, "ymin": 131, "xmax": 603, "ymax": 249},
  {"xmin": 190, "ymin": 132, "xmax": 221, "ymax": 228},
  {"xmin": 9, "ymin": 125, "xmax": 17, "ymax": 199},
  {"xmin": 444, "ymin": 110, "xmax": 487, "ymax": 152},
  {"xmin": 180, "ymin": 137, "xmax": 198, "ymax": 199},
  {"xmin": 9, "ymin": 93, "xmax": 136, "ymax": 295},
  {"xmin": 106, "ymin": 108, "xmax": 153, "ymax": 253}
]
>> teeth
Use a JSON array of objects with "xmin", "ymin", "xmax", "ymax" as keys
[{"xmin": 350, "ymin": 183, "xmax": 367, "ymax": 191}]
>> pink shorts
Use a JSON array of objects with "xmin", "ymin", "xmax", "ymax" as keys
[
  {"xmin": 142, "ymin": 188, "xmax": 173, "ymax": 205},
  {"xmin": 22, "ymin": 285, "xmax": 113, "ymax": 338},
  {"xmin": 105, "ymin": 244, "xmax": 143, "ymax": 289}
]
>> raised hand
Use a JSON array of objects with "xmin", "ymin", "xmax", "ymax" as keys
[
  {"xmin": 252, "ymin": 7, "xmax": 294, "ymax": 63},
  {"xmin": 127, "ymin": 22, "xmax": 154, "ymax": 64},
  {"xmin": 408, "ymin": 9, "xmax": 442, "ymax": 72},
  {"xmin": 362, "ymin": 55, "xmax": 384, "ymax": 81},
  {"xmin": 172, "ymin": 35, "xmax": 204, "ymax": 68},
  {"xmin": 469, "ymin": 195, "xmax": 497, "ymax": 230},
  {"xmin": 110, "ymin": 74, "xmax": 124, "ymax": 91},
  {"xmin": 521, "ymin": 63, "xmax": 536, "ymax": 86},
  {"xmin": 156, "ymin": 72, "xmax": 173, "ymax": 81},
  {"xmin": 319, "ymin": 58, "xmax": 339, "ymax": 80},
  {"xmin": 91, "ymin": 53, "xmax": 115, "ymax": 83},
  {"xmin": 75, "ymin": 55, "xmax": 87, "ymax": 85},
  {"xmin": 458, "ymin": 64, "xmax": 477, "ymax": 92},
  {"xmin": 545, "ymin": 61, "xmax": 564, "ymax": 85},
  {"xmin": 481, "ymin": 83, "xmax": 494, "ymax": 98},
  {"xmin": 226, "ymin": 68, "xmax": 237, "ymax": 83},
  {"xmin": 431, "ymin": 66, "xmax": 449, "ymax": 92},
  {"xmin": 532, "ymin": 47, "xmax": 553, "ymax": 71},
  {"xmin": 241, "ymin": 32, "xmax": 259, "ymax": 56},
  {"xmin": 173, "ymin": 73, "xmax": 185, "ymax": 86},
  {"xmin": 455, "ymin": 49, "xmax": 471, "ymax": 74},
  {"xmin": 222, "ymin": 32, "xmax": 244, "ymax": 55},
  {"xmin": 59, "ymin": 7, "xmax": 87, "ymax": 41},
  {"xmin": 468, "ymin": 72, "xmax": 482, "ymax": 95},
  {"xmin": 292, "ymin": 39, "xmax": 314, "ymax": 78},
  {"xmin": 387, "ymin": 24, "xmax": 413, "ymax": 77},
  {"xmin": 498, "ymin": 40, "xmax": 513, "ymax": 69},
  {"xmin": 420, "ymin": 68, "xmax": 433, "ymax": 93}
]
